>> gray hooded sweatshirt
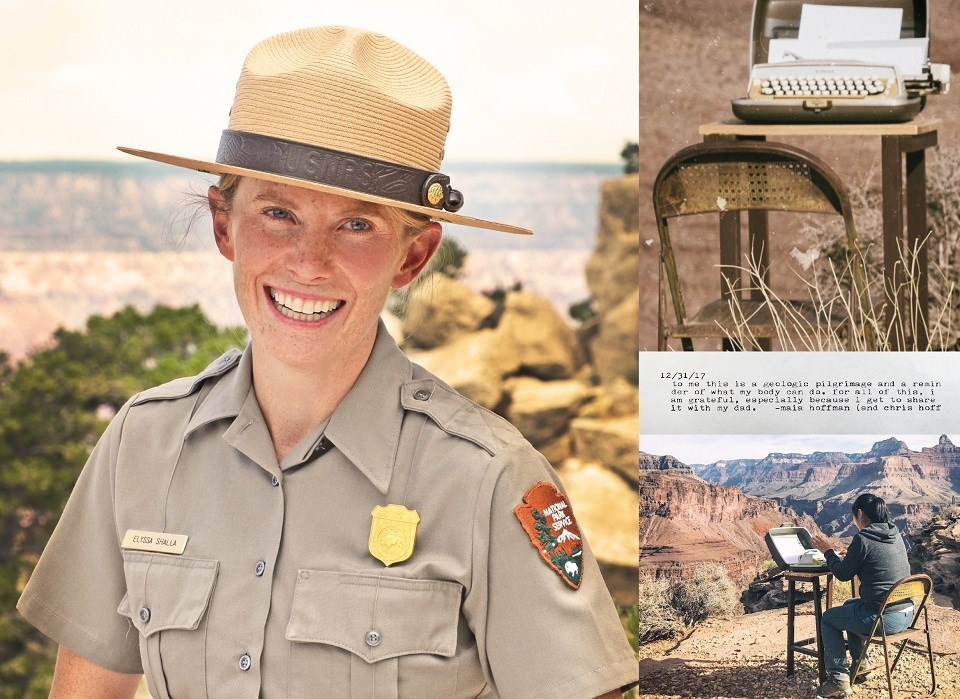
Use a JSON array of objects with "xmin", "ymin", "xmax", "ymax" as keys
[{"xmin": 825, "ymin": 521, "xmax": 911, "ymax": 613}]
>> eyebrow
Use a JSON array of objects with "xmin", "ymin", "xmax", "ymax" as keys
[{"xmin": 250, "ymin": 194, "xmax": 386, "ymax": 219}]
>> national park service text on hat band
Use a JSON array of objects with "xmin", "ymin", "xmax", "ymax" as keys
[{"xmin": 216, "ymin": 130, "xmax": 463, "ymax": 211}]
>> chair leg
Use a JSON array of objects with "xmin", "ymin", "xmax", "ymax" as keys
[
  {"xmin": 925, "ymin": 614, "xmax": 937, "ymax": 695},
  {"xmin": 882, "ymin": 632, "xmax": 895, "ymax": 699},
  {"xmin": 889, "ymin": 637, "xmax": 908, "ymax": 673}
]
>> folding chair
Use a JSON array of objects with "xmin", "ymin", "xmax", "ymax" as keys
[
  {"xmin": 653, "ymin": 140, "xmax": 871, "ymax": 350},
  {"xmin": 849, "ymin": 573, "xmax": 936, "ymax": 699}
]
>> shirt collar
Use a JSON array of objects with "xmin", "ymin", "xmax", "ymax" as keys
[
  {"xmin": 325, "ymin": 321, "xmax": 412, "ymax": 493},
  {"xmin": 185, "ymin": 344, "xmax": 254, "ymax": 436},
  {"xmin": 185, "ymin": 321, "xmax": 412, "ymax": 493}
]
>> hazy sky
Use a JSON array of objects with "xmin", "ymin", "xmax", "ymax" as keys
[
  {"xmin": 639, "ymin": 434, "xmax": 960, "ymax": 466},
  {"xmin": 0, "ymin": 0, "xmax": 638, "ymax": 163}
]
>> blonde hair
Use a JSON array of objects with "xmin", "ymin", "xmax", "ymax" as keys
[{"xmin": 214, "ymin": 174, "xmax": 433, "ymax": 237}]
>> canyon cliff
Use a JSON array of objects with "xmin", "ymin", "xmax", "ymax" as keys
[
  {"xmin": 640, "ymin": 452, "xmax": 832, "ymax": 585},
  {"xmin": 694, "ymin": 436, "xmax": 960, "ymax": 535}
]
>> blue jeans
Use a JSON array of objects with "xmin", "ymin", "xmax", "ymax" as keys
[{"xmin": 820, "ymin": 598, "xmax": 914, "ymax": 680}]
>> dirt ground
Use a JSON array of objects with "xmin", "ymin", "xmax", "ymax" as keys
[{"xmin": 638, "ymin": 602, "xmax": 960, "ymax": 698}]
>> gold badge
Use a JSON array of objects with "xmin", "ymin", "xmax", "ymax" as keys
[
  {"xmin": 369, "ymin": 504, "xmax": 420, "ymax": 566},
  {"xmin": 426, "ymin": 181, "xmax": 445, "ymax": 206},
  {"xmin": 121, "ymin": 529, "xmax": 188, "ymax": 555}
]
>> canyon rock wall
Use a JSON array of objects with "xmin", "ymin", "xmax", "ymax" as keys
[
  {"xmin": 694, "ymin": 437, "xmax": 960, "ymax": 535},
  {"xmin": 640, "ymin": 452, "xmax": 834, "ymax": 585}
]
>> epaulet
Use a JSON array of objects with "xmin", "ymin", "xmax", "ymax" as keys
[
  {"xmin": 400, "ymin": 377, "xmax": 516, "ymax": 457},
  {"xmin": 130, "ymin": 349, "xmax": 243, "ymax": 406}
]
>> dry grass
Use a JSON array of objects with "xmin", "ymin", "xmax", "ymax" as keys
[
  {"xmin": 711, "ymin": 146, "xmax": 960, "ymax": 351},
  {"xmin": 639, "ymin": 565, "xmax": 743, "ymax": 644}
]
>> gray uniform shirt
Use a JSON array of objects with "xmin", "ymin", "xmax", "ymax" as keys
[{"xmin": 18, "ymin": 323, "xmax": 636, "ymax": 698}]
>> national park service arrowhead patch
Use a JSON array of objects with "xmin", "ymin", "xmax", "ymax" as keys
[{"xmin": 513, "ymin": 481, "xmax": 583, "ymax": 589}]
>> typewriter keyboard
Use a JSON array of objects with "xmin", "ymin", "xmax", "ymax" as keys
[
  {"xmin": 745, "ymin": 62, "xmax": 902, "ymax": 101},
  {"xmin": 757, "ymin": 75, "xmax": 886, "ymax": 97}
]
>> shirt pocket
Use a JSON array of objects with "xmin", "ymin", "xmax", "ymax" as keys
[
  {"xmin": 118, "ymin": 551, "xmax": 219, "ymax": 699},
  {"xmin": 286, "ymin": 570, "xmax": 479, "ymax": 698}
]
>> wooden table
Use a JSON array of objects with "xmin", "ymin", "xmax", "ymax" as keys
[
  {"xmin": 784, "ymin": 570, "xmax": 834, "ymax": 683},
  {"xmin": 700, "ymin": 120, "xmax": 941, "ymax": 350}
]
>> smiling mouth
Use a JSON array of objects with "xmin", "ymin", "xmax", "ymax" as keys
[{"xmin": 269, "ymin": 288, "xmax": 344, "ymax": 322}]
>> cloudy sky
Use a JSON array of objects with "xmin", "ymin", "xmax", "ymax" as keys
[
  {"xmin": 639, "ymin": 434, "xmax": 960, "ymax": 466},
  {"xmin": 0, "ymin": 0, "xmax": 638, "ymax": 163}
]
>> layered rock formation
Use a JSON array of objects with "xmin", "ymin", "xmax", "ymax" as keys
[
  {"xmin": 694, "ymin": 436, "xmax": 960, "ymax": 535},
  {"xmin": 640, "ymin": 452, "xmax": 833, "ymax": 585},
  {"xmin": 583, "ymin": 175, "xmax": 639, "ymax": 384}
]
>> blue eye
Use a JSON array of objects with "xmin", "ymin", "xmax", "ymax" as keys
[
  {"xmin": 345, "ymin": 219, "xmax": 370, "ymax": 231},
  {"xmin": 266, "ymin": 207, "xmax": 290, "ymax": 220}
]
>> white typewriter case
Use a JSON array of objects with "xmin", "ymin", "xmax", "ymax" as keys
[{"xmin": 732, "ymin": 0, "xmax": 950, "ymax": 123}]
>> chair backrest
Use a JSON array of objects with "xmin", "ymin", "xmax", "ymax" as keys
[
  {"xmin": 652, "ymin": 140, "xmax": 853, "ymax": 221},
  {"xmin": 879, "ymin": 573, "xmax": 932, "ymax": 625}
]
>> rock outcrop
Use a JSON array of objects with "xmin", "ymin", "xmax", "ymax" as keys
[
  {"xmin": 641, "ymin": 453, "xmax": 834, "ymax": 585},
  {"xmin": 583, "ymin": 175, "xmax": 639, "ymax": 384},
  {"xmin": 912, "ymin": 507, "xmax": 960, "ymax": 608},
  {"xmin": 694, "ymin": 436, "xmax": 960, "ymax": 535},
  {"xmin": 401, "ymin": 273, "xmax": 495, "ymax": 349}
]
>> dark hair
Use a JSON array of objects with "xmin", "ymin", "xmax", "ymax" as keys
[{"xmin": 852, "ymin": 493, "xmax": 888, "ymax": 524}]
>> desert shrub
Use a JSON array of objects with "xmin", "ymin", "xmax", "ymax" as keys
[
  {"xmin": 637, "ymin": 575, "xmax": 684, "ymax": 643},
  {"xmin": 670, "ymin": 564, "xmax": 741, "ymax": 626},
  {"xmin": 637, "ymin": 565, "xmax": 742, "ymax": 644},
  {"xmin": 791, "ymin": 144, "xmax": 960, "ymax": 349}
]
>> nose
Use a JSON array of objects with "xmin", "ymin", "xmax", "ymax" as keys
[{"xmin": 285, "ymin": 229, "xmax": 334, "ymax": 282}]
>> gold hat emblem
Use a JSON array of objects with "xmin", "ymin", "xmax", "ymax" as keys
[
  {"xmin": 426, "ymin": 181, "xmax": 445, "ymax": 206},
  {"xmin": 369, "ymin": 504, "xmax": 420, "ymax": 566}
]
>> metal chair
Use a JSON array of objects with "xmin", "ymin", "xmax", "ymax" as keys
[
  {"xmin": 653, "ymin": 140, "xmax": 871, "ymax": 350},
  {"xmin": 849, "ymin": 573, "xmax": 936, "ymax": 699}
]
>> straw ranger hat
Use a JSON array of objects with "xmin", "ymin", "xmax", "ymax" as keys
[{"xmin": 120, "ymin": 26, "xmax": 530, "ymax": 235}]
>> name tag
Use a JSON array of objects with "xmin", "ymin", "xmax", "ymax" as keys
[{"xmin": 121, "ymin": 529, "xmax": 188, "ymax": 555}]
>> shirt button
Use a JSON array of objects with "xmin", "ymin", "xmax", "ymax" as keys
[
  {"xmin": 271, "ymin": 475, "xmax": 280, "ymax": 487},
  {"xmin": 138, "ymin": 607, "xmax": 150, "ymax": 623},
  {"xmin": 365, "ymin": 630, "xmax": 382, "ymax": 647},
  {"xmin": 413, "ymin": 389, "xmax": 431, "ymax": 401},
  {"xmin": 255, "ymin": 560, "xmax": 266, "ymax": 577},
  {"xmin": 239, "ymin": 653, "xmax": 252, "ymax": 671}
]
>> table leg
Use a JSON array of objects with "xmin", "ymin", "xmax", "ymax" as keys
[
  {"xmin": 881, "ymin": 135, "xmax": 905, "ymax": 351},
  {"xmin": 787, "ymin": 578, "xmax": 796, "ymax": 676},
  {"xmin": 748, "ymin": 209, "xmax": 772, "ymax": 351},
  {"xmin": 719, "ymin": 209, "xmax": 742, "ymax": 351},
  {"xmin": 906, "ymin": 148, "xmax": 929, "ymax": 349},
  {"xmin": 813, "ymin": 577, "xmax": 826, "ymax": 684}
]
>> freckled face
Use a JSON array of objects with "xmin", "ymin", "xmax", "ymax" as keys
[{"xmin": 209, "ymin": 178, "xmax": 440, "ymax": 371}]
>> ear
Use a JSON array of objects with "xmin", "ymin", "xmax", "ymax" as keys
[
  {"xmin": 392, "ymin": 223, "xmax": 443, "ymax": 289},
  {"xmin": 208, "ymin": 185, "xmax": 235, "ymax": 262}
]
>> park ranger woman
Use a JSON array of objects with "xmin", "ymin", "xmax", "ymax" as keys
[{"xmin": 17, "ymin": 26, "xmax": 637, "ymax": 698}]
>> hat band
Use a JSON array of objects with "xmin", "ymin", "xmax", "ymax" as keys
[{"xmin": 216, "ymin": 130, "xmax": 462, "ymax": 211}]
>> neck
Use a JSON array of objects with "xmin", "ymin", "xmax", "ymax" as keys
[{"xmin": 250, "ymin": 335, "xmax": 376, "ymax": 461}]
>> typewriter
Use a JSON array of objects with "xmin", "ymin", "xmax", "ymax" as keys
[
  {"xmin": 765, "ymin": 525, "xmax": 830, "ymax": 574},
  {"xmin": 732, "ymin": 0, "xmax": 950, "ymax": 123}
]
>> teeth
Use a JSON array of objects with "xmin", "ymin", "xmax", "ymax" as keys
[{"xmin": 269, "ymin": 289, "xmax": 342, "ymax": 321}]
